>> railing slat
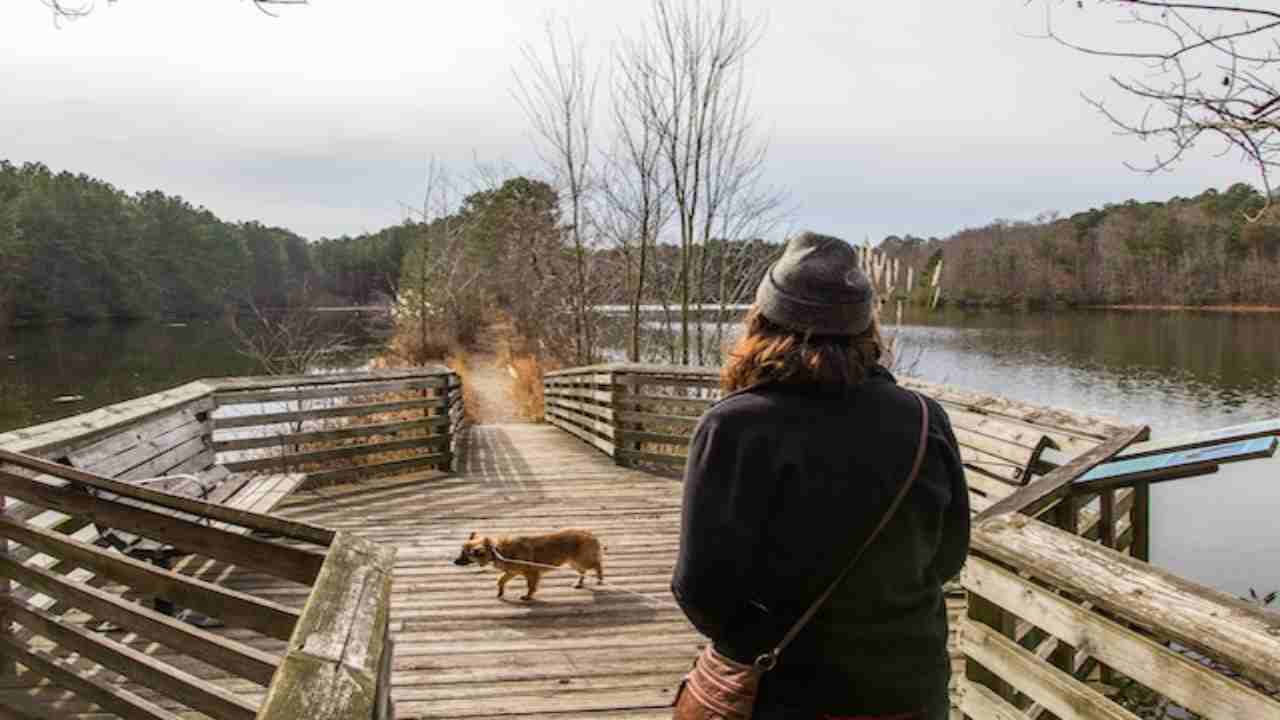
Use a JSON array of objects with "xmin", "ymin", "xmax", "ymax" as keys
[
  {"xmin": 0, "ymin": 516, "xmax": 299, "ymax": 641},
  {"xmin": 223, "ymin": 436, "xmax": 448, "ymax": 474},
  {"xmin": 0, "ymin": 470, "xmax": 325, "ymax": 585},
  {"xmin": 958, "ymin": 681, "xmax": 1027, "ymax": 720},
  {"xmin": 0, "ymin": 449, "xmax": 334, "ymax": 546},
  {"xmin": 213, "ymin": 378, "xmax": 447, "ymax": 406},
  {"xmin": 211, "ymin": 397, "xmax": 446, "ymax": 430},
  {"xmin": 0, "ymin": 634, "xmax": 183, "ymax": 720},
  {"xmin": 4, "ymin": 598, "xmax": 258, "ymax": 720},
  {"xmin": 212, "ymin": 417, "xmax": 446, "ymax": 452},
  {"xmin": 964, "ymin": 621, "xmax": 1140, "ymax": 720},
  {"xmin": 0, "ymin": 554, "xmax": 280, "ymax": 686},
  {"xmin": 965, "ymin": 555, "xmax": 1280, "ymax": 718},
  {"xmin": 973, "ymin": 513, "xmax": 1280, "ymax": 690}
]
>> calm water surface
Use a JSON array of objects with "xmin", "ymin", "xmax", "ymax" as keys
[
  {"xmin": 3, "ymin": 309, "xmax": 1278, "ymax": 598},
  {"xmin": 892, "ymin": 308, "xmax": 1280, "ymax": 599}
]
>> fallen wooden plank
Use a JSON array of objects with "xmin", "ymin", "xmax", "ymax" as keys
[{"xmin": 976, "ymin": 426, "xmax": 1149, "ymax": 520}]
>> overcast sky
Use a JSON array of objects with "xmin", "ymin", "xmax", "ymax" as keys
[{"xmin": 1, "ymin": 0, "xmax": 1253, "ymax": 242}]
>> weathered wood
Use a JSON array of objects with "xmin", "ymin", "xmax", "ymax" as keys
[
  {"xmin": 964, "ymin": 620, "xmax": 1139, "ymax": 720},
  {"xmin": 0, "ymin": 634, "xmax": 183, "ymax": 720},
  {"xmin": 212, "ymin": 397, "xmax": 447, "ymax": 430},
  {"xmin": 258, "ymin": 531, "xmax": 396, "ymax": 720},
  {"xmin": 212, "ymin": 418, "xmax": 445, "ymax": 452},
  {"xmin": 976, "ymin": 425, "xmax": 1149, "ymax": 521},
  {"xmin": 1115, "ymin": 417, "xmax": 1280, "ymax": 460},
  {"xmin": 0, "ymin": 516, "xmax": 299, "ymax": 640},
  {"xmin": 302, "ymin": 453, "xmax": 451, "ymax": 487},
  {"xmin": 68, "ymin": 404, "xmax": 207, "ymax": 473},
  {"xmin": 1131, "ymin": 481, "xmax": 1151, "ymax": 562},
  {"xmin": 964, "ymin": 556, "xmax": 1280, "ymax": 719},
  {"xmin": 0, "ymin": 554, "xmax": 279, "ymax": 686},
  {"xmin": 205, "ymin": 367, "xmax": 453, "ymax": 393},
  {"xmin": 223, "ymin": 435, "xmax": 448, "ymax": 474},
  {"xmin": 4, "ymin": 598, "xmax": 259, "ymax": 720},
  {"xmin": 959, "ymin": 681, "xmax": 1028, "ymax": 720},
  {"xmin": 545, "ymin": 412, "xmax": 616, "ymax": 457},
  {"xmin": 0, "ymin": 470, "xmax": 326, "ymax": 585},
  {"xmin": 0, "ymin": 382, "xmax": 214, "ymax": 458},
  {"xmin": 0, "ymin": 449, "xmax": 334, "ymax": 546},
  {"xmin": 213, "ymin": 377, "xmax": 448, "ymax": 406},
  {"xmin": 972, "ymin": 513, "xmax": 1280, "ymax": 689}
]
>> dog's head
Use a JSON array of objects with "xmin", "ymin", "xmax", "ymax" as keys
[{"xmin": 453, "ymin": 532, "xmax": 494, "ymax": 567}]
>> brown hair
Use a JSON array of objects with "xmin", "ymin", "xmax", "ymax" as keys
[{"xmin": 721, "ymin": 306, "xmax": 884, "ymax": 394}]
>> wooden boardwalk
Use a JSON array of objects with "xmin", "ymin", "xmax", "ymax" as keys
[{"xmin": 270, "ymin": 423, "xmax": 696, "ymax": 720}]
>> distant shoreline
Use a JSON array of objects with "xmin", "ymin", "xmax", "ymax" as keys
[{"xmin": 1083, "ymin": 304, "xmax": 1280, "ymax": 313}]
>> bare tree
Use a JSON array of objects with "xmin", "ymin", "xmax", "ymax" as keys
[
  {"xmin": 623, "ymin": 0, "xmax": 769, "ymax": 364},
  {"xmin": 1033, "ymin": 1, "xmax": 1280, "ymax": 218},
  {"xmin": 394, "ymin": 159, "xmax": 488, "ymax": 363},
  {"xmin": 514, "ymin": 19, "xmax": 601, "ymax": 365},
  {"xmin": 602, "ymin": 38, "xmax": 675, "ymax": 362},
  {"xmin": 228, "ymin": 281, "xmax": 351, "ymax": 376}
]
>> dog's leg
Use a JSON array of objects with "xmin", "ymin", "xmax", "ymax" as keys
[
  {"xmin": 574, "ymin": 570, "xmax": 585, "ymax": 589},
  {"xmin": 521, "ymin": 571, "xmax": 541, "ymax": 601},
  {"xmin": 595, "ymin": 561, "xmax": 604, "ymax": 585},
  {"xmin": 497, "ymin": 571, "xmax": 515, "ymax": 598}
]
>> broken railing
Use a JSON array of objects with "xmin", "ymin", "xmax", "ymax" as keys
[{"xmin": 0, "ymin": 365, "xmax": 464, "ymax": 719}]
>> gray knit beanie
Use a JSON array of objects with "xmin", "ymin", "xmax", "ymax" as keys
[{"xmin": 754, "ymin": 232, "xmax": 874, "ymax": 336}]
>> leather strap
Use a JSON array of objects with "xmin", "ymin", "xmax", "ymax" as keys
[{"xmin": 757, "ymin": 392, "xmax": 931, "ymax": 670}]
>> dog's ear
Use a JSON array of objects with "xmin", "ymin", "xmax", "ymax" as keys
[{"xmin": 469, "ymin": 531, "xmax": 477, "ymax": 540}]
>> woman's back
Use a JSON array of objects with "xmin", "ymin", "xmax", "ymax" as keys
[
  {"xmin": 670, "ymin": 231, "xmax": 970, "ymax": 720},
  {"xmin": 672, "ymin": 370, "xmax": 968, "ymax": 717}
]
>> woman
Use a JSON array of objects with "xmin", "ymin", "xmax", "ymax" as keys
[{"xmin": 671, "ymin": 232, "xmax": 970, "ymax": 720}]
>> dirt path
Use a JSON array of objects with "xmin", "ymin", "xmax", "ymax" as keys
[{"xmin": 461, "ymin": 323, "xmax": 528, "ymax": 425}]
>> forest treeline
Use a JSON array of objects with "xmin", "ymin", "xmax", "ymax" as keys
[
  {"xmin": 0, "ymin": 161, "xmax": 776, "ymax": 354},
  {"xmin": 7, "ymin": 157, "xmax": 1280, "ymax": 336},
  {"xmin": 883, "ymin": 183, "xmax": 1280, "ymax": 307}
]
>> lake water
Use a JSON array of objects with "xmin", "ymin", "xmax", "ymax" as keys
[{"xmin": 3, "ymin": 308, "xmax": 1278, "ymax": 599}]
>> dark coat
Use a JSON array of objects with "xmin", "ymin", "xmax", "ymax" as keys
[{"xmin": 671, "ymin": 367, "xmax": 970, "ymax": 719}]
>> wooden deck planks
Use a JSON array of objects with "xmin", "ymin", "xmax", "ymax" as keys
[
  {"xmin": 3, "ymin": 421, "xmax": 967, "ymax": 719},
  {"xmin": 272, "ymin": 423, "xmax": 699, "ymax": 720}
]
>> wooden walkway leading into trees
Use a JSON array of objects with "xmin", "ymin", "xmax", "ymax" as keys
[{"xmin": 268, "ymin": 422, "xmax": 700, "ymax": 720}]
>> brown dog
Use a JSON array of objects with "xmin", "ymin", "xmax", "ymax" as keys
[{"xmin": 452, "ymin": 529, "xmax": 605, "ymax": 601}]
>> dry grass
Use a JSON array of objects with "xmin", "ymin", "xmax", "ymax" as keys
[
  {"xmin": 506, "ymin": 353, "xmax": 559, "ymax": 422},
  {"xmin": 445, "ymin": 348, "xmax": 480, "ymax": 423}
]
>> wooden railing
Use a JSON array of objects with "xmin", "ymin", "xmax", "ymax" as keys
[
  {"xmin": 208, "ymin": 367, "xmax": 463, "ymax": 486},
  {"xmin": 962, "ymin": 513, "xmax": 1280, "ymax": 719},
  {"xmin": 546, "ymin": 363, "xmax": 1280, "ymax": 719},
  {"xmin": 543, "ymin": 363, "xmax": 1140, "ymax": 547},
  {"xmin": 0, "ymin": 366, "xmax": 463, "ymax": 720}
]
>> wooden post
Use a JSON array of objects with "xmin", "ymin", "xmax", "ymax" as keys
[
  {"xmin": 1132, "ymin": 481, "xmax": 1151, "ymax": 562},
  {"xmin": 1099, "ymin": 490, "xmax": 1116, "ymax": 550},
  {"xmin": 0, "ymin": 494, "xmax": 11, "ymax": 680}
]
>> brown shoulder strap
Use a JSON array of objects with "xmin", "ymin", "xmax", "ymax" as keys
[{"xmin": 756, "ymin": 392, "xmax": 931, "ymax": 671}]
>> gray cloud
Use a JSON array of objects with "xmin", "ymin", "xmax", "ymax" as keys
[{"xmin": 1, "ymin": 0, "xmax": 1252, "ymax": 242}]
